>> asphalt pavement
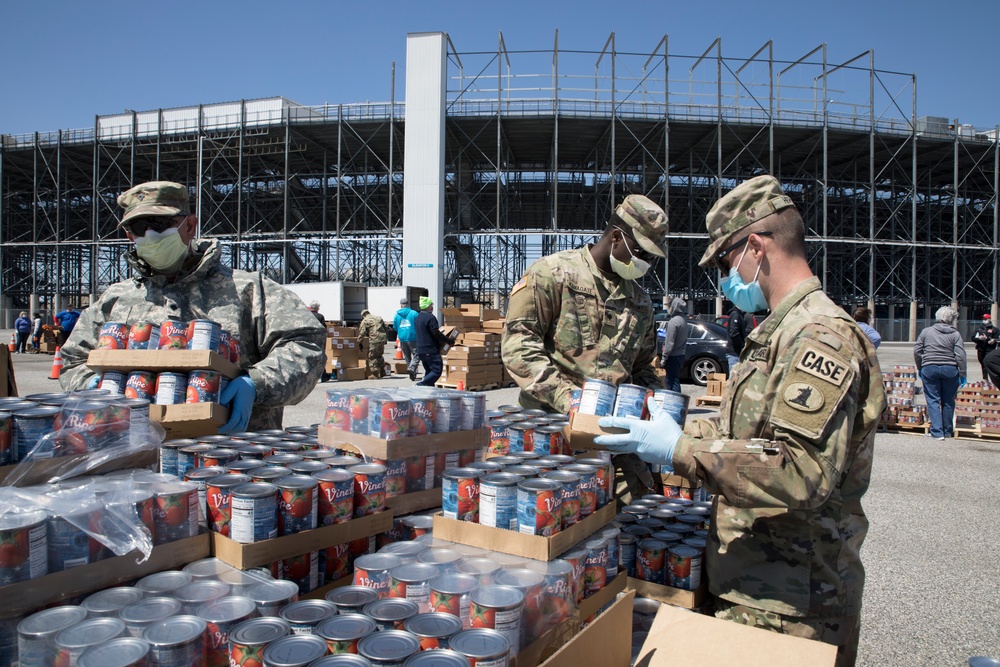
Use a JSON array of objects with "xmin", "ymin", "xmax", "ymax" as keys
[{"xmin": 4, "ymin": 342, "xmax": 998, "ymax": 665}]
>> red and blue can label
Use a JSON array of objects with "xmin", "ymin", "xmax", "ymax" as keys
[
  {"xmin": 186, "ymin": 319, "xmax": 221, "ymax": 352},
  {"xmin": 158, "ymin": 320, "xmax": 188, "ymax": 349},
  {"xmin": 99, "ymin": 370, "xmax": 128, "ymax": 395},
  {"xmin": 408, "ymin": 398, "xmax": 436, "ymax": 436},
  {"xmin": 217, "ymin": 330, "xmax": 231, "ymax": 359},
  {"xmin": 185, "ymin": 370, "xmax": 222, "ymax": 404},
  {"xmin": 124, "ymin": 371, "xmax": 157, "ymax": 401},
  {"xmin": 369, "ymin": 397, "xmax": 410, "ymax": 440},
  {"xmin": 155, "ymin": 372, "xmax": 188, "ymax": 405},
  {"xmin": 127, "ymin": 321, "xmax": 161, "ymax": 350},
  {"xmin": 96, "ymin": 322, "xmax": 130, "ymax": 350},
  {"xmin": 324, "ymin": 391, "xmax": 351, "ymax": 431}
]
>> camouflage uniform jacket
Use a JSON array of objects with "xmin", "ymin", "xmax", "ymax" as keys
[
  {"xmin": 501, "ymin": 246, "xmax": 659, "ymax": 413},
  {"xmin": 358, "ymin": 314, "xmax": 388, "ymax": 348},
  {"xmin": 674, "ymin": 277, "xmax": 886, "ymax": 617},
  {"xmin": 60, "ymin": 240, "xmax": 326, "ymax": 431}
]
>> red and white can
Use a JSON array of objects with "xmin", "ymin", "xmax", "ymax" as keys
[
  {"xmin": 96, "ymin": 322, "xmax": 130, "ymax": 350},
  {"xmin": 155, "ymin": 372, "xmax": 188, "ymax": 405},
  {"xmin": 185, "ymin": 370, "xmax": 222, "ymax": 404},
  {"xmin": 158, "ymin": 320, "xmax": 189, "ymax": 349},
  {"xmin": 127, "ymin": 322, "xmax": 161, "ymax": 350},
  {"xmin": 125, "ymin": 371, "xmax": 157, "ymax": 401}
]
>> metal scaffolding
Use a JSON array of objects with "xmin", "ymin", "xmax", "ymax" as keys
[{"xmin": 1, "ymin": 32, "xmax": 997, "ymax": 339}]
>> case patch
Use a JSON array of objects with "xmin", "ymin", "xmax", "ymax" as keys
[{"xmin": 795, "ymin": 345, "xmax": 850, "ymax": 387}]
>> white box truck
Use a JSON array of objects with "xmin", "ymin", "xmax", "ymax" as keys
[
  {"xmin": 368, "ymin": 286, "xmax": 429, "ymax": 339},
  {"xmin": 283, "ymin": 281, "xmax": 368, "ymax": 324}
]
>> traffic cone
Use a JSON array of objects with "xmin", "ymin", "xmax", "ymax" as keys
[
  {"xmin": 7, "ymin": 334, "xmax": 14, "ymax": 352},
  {"xmin": 394, "ymin": 339, "xmax": 403, "ymax": 361},
  {"xmin": 456, "ymin": 380, "xmax": 465, "ymax": 391},
  {"xmin": 48, "ymin": 346, "xmax": 63, "ymax": 380}
]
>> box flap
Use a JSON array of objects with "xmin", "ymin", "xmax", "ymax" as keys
[
  {"xmin": 317, "ymin": 427, "xmax": 488, "ymax": 460},
  {"xmin": 87, "ymin": 349, "xmax": 241, "ymax": 378},
  {"xmin": 537, "ymin": 590, "xmax": 634, "ymax": 667},
  {"xmin": 563, "ymin": 413, "xmax": 628, "ymax": 451}
]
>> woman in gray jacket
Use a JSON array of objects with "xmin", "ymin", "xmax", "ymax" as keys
[{"xmin": 913, "ymin": 306, "xmax": 967, "ymax": 440}]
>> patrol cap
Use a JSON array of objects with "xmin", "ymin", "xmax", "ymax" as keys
[
  {"xmin": 614, "ymin": 195, "xmax": 668, "ymax": 258},
  {"xmin": 361, "ymin": 309, "xmax": 371, "ymax": 317},
  {"xmin": 117, "ymin": 181, "xmax": 191, "ymax": 227},
  {"xmin": 698, "ymin": 175, "xmax": 796, "ymax": 268}
]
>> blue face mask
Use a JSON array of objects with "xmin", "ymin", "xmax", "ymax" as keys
[{"xmin": 720, "ymin": 245, "xmax": 768, "ymax": 313}]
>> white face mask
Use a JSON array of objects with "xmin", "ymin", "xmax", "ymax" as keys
[
  {"xmin": 610, "ymin": 229, "xmax": 651, "ymax": 280},
  {"xmin": 134, "ymin": 227, "xmax": 190, "ymax": 273}
]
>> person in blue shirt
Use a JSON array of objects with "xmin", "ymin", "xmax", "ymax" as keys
[
  {"xmin": 55, "ymin": 307, "xmax": 80, "ymax": 347},
  {"xmin": 393, "ymin": 297, "xmax": 420, "ymax": 381},
  {"xmin": 413, "ymin": 297, "xmax": 449, "ymax": 387},
  {"xmin": 851, "ymin": 307, "xmax": 881, "ymax": 350},
  {"xmin": 13, "ymin": 311, "xmax": 31, "ymax": 354}
]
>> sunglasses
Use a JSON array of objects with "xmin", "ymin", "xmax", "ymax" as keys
[
  {"xmin": 124, "ymin": 215, "xmax": 186, "ymax": 237},
  {"xmin": 614, "ymin": 227, "xmax": 654, "ymax": 263},
  {"xmin": 716, "ymin": 231, "xmax": 774, "ymax": 269}
]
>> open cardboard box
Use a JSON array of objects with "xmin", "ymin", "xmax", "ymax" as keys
[
  {"xmin": 524, "ymin": 589, "xmax": 634, "ymax": 667},
  {"xmin": 563, "ymin": 413, "xmax": 627, "ymax": 451},
  {"xmin": 87, "ymin": 349, "xmax": 241, "ymax": 379},
  {"xmin": 317, "ymin": 426, "xmax": 488, "ymax": 460},
  {"xmin": 211, "ymin": 510, "xmax": 393, "ymax": 570},
  {"xmin": 626, "ymin": 577, "xmax": 708, "ymax": 610},
  {"xmin": 636, "ymin": 600, "xmax": 837, "ymax": 666},
  {"xmin": 0, "ymin": 448, "xmax": 157, "ymax": 486},
  {"xmin": 0, "ymin": 533, "xmax": 210, "ymax": 618},
  {"xmin": 579, "ymin": 571, "xmax": 627, "ymax": 620},
  {"xmin": 432, "ymin": 502, "xmax": 615, "ymax": 561},
  {"xmin": 149, "ymin": 403, "xmax": 229, "ymax": 439},
  {"xmin": 385, "ymin": 488, "xmax": 442, "ymax": 515}
]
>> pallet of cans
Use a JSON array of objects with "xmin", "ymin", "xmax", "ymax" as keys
[
  {"xmin": 0, "ymin": 388, "xmax": 162, "ymax": 486},
  {"xmin": 563, "ymin": 379, "xmax": 690, "ymax": 451}
]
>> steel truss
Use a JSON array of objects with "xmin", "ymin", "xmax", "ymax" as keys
[{"xmin": 2, "ymin": 33, "xmax": 998, "ymax": 338}]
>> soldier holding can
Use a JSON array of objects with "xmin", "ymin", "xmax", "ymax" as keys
[
  {"xmin": 59, "ymin": 181, "xmax": 326, "ymax": 433},
  {"xmin": 500, "ymin": 194, "xmax": 668, "ymax": 503},
  {"xmin": 595, "ymin": 176, "xmax": 886, "ymax": 667}
]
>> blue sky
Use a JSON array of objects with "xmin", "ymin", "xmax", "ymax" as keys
[{"xmin": 2, "ymin": 0, "xmax": 997, "ymax": 136}]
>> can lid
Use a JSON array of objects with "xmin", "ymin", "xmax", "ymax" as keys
[
  {"xmin": 441, "ymin": 467, "xmax": 483, "ymax": 481},
  {"xmin": 466, "ymin": 461, "xmax": 504, "ymax": 472},
  {"xmin": 668, "ymin": 544, "xmax": 701, "ymax": 558},
  {"xmin": 347, "ymin": 462, "xmax": 387, "ymax": 475},
  {"xmin": 362, "ymin": 598, "xmax": 420, "ymax": 622},
  {"xmin": 315, "ymin": 614, "xmax": 378, "ymax": 641},
  {"xmin": 274, "ymin": 473, "xmax": 319, "ymax": 490},
  {"xmin": 380, "ymin": 540, "xmax": 429, "ymax": 558},
  {"xmin": 119, "ymin": 596, "xmax": 183, "ymax": 625},
  {"xmin": 632, "ymin": 597, "xmax": 662, "ymax": 616},
  {"xmin": 358, "ymin": 629, "xmax": 421, "ymax": 660},
  {"xmin": 142, "ymin": 615, "xmax": 207, "ymax": 646},
  {"xmin": 430, "ymin": 572, "xmax": 479, "ymax": 595},
  {"xmin": 559, "ymin": 463, "xmax": 597, "ymax": 474},
  {"xmin": 307, "ymin": 654, "xmax": 372, "ymax": 666},
  {"xmin": 650, "ymin": 530, "xmax": 682, "ymax": 543},
  {"xmin": 354, "ymin": 553, "xmax": 404, "ymax": 571},
  {"xmin": 480, "ymin": 472, "xmax": 524, "ymax": 486},
  {"xmin": 184, "ymin": 465, "xmax": 227, "ymax": 480},
  {"xmin": 324, "ymin": 585, "xmax": 380, "ymax": 608},
  {"xmin": 540, "ymin": 470, "xmax": 580, "ymax": 483},
  {"xmin": 399, "ymin": 514, "xmax": 434, "ymax": 529},
  {"xmin": 637, "ymin": 538, "xmax": 668, "ymax": 550},
  {"xmin": 82, "ymin": 586, "xmax": 144, "ymax": 614},
  {"xmin": 55, "ymin": 617, "xmax": 127, "ymax": 649},
  {"xmin": 279, "ymin": 599, "xmax": 338, "ymax": 625},
  {"xmin": 260, "ymin": 634, "xmax": 329, "ymax": 666},
  {"xmin": 470, "ymin": 585, "xmax": 524, "ymax": 609},
  {"xmin": 389, "ymin": 562, "xmax": 440, "ymax": 583},
  {"xmin": 683, "ymin": 537, "xmax": 707, "ymax": 550},
  {"xmin": 449, "ymin": 628, "xmax": 511, "ymax": 658},
  {"xmin": 508, "ymin": 422, "xmax": 534, "ymax": 432},
  {"xmin": 0, "ymin": 509, "xmax": 47, "ymax": 531},
  {"xmin": 12, "ymin": 405, "xmax": 60, "ymax": 417},
  {"xmin": 135, "ymin": 570, "xmax": 193, "ymax": 594},
  {"xmin": 517, "ymin": 477, "xmax": 562, "ymax": 492},
  {"xmin": 456, "ymin": 558, "xmax": 501, "ymax": 577},
  {"xmin": 403, "ymin": 612, "xmax": 463, "ymax": 638},
  {"xmin": 18, "ymin": 605, "xmax": 88, "ymax": 637},
  {"xmin": 174, "ymin": 580, "xmax": 230, "ymax": 604},
  {"xmin": 229, "ymin": 617, "xmax": 292, "ymax": 645},
  {"xmin": 233, "ymin": 481, "xmax": 279, "ymax": 498},
  {"xmin": 197, "ymin": 595, "xmax": 257, "ymax": 623},
  {"xmin": 247, "ymin": 579, "xmax": 299, "ymax": 604},
  {"xmin": 77, "ymin": 637, "xmax": 151, "ymax": 667},
  {"xmin": 493, "ymin": 568, "xmax": 545, "ymax": 589}
]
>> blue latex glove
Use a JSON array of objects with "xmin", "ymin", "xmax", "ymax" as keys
[
  {"xmin": 959, "ymin": 376, "xmax": 967, "ymax": 388},
  {"xmin": 87, "ymin": 375, "xmax": 100, "ymax": 389},
  {"xmin": 595, "ymin": 396, "xmax": 682, "ymax": 470},
  {"xmin": 219, "ymin": 375, "xmax": 256, "ymax": 434}
]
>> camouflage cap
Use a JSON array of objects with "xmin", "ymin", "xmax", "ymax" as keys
[
  {"xmin": 615, "ymin": 194, "xmax": 668, "ymax": 258},
  {"xmin": 116, "ymin": 181, "xmax": 191, "ymax": 227},
  {"xmin": 698, "ymin": 175, "xmax": 796, "ymax": 268}
]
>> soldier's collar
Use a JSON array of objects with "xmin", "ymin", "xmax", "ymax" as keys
[{"xmin": 749, "ymin": 276, "xmax": 822, "ymax": 343}]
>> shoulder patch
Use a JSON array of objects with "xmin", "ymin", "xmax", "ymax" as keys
[
  {"xmin": 782, "ymin": 382, "xmax": 825, "ymax": 412},
  {"xmin": 747, "ymin": 346, "xmax": 770, "ymax": 364},
  {"xmin": 795, "ymin": 344, "xmax": 850, "ymax": 387},
  {"xmin": 510, "ymin": 275, "xmax": 530, "ymax": 296}
]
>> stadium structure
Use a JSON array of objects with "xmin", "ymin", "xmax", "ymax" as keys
[{"xmin": 1, "ymin": 32, "xmax": 997, "ymax": 341}]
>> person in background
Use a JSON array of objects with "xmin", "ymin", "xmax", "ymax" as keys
[
  {"xmin": 31, "ymin": 312, "xmax": 43, "ymax": 353},
  {"xmin": 972, "ymin": 312, "xmax": 998, "ymax": 383},
  {"xmin": 358, "ymin": 309, "xmax": 388, "ymax": 379},
  {"xmin": 13, "ymin": 311, "xmax": 30, "ymax": 354},
  {"xmin": 596, "ymin": 175, "xmax": 885, "ymax": 666},
  {"xmin": 725, "ymin": 306, "xmax": 755, "ymax": 373},
  {"xmin": 309, "ymin": 301, "xmax": 330, "ymax": 382},
  {"xmin": 414, "ymin": 297, "xmax": 449, "ymax": 387},
  {"xmin": 55, "ymin": 307, "xmax": 79, "ymax": 346},
  {"xmin": 60, "ymin": 181, "xmax": 326, "ymax": 433},
  {"xmin": 852, "ymin": 307, "xmax": 881, "ymax": 349},
  {"xmin": 661, "ymin": 296, "xmax": 688, "ymax": 391},
  {"xmin": 914, "ymin": 306, "xmax": 966, "ymax": 440},
  {"xmin": 394, "ymin": 297, "xmax": 420, "ymax": 381}
]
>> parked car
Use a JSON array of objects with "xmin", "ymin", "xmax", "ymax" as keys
[
  {"xmin": 656, "ymin": 319, "xmax": 729, "ymax": 386},
  {"xmin": 714, "ymin": 313, "xmax": 765, "ymax": 329}
]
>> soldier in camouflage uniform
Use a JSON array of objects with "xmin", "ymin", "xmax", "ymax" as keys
[
  {"xmin": 60, "ymin": 181, "xmax": 326, "ymax": 432},
  {"xmin": 597, "ymin": 176, "xmax": 886, "ymax": 667},
  {"xmin": 358, "ymin": 309, "xmax": 388, "ymax": 379},
  {"xmin": 501, "ymin": 194, "xmax": 668, "ymax": 502}
]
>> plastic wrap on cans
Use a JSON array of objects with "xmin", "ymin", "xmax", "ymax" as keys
[
  {"xmin": 228, "ymin": 617, "xmax": 291, "ymax": 667},
  {"xmin": 315, "ymin": 613, "xmax": 376, "ymax": 654},
  {"xmin": 99, "ymin": 370, "xmax": 128, "ymax": 395},
  {"xmin": 124, "ymin": 371, "xmax": 157, "ymax": 402},
  {"xmin": 429, "ymin": 573, "xmax": 478, "ymax": 629},
  {"xmin": 128, "ymin": 321, "xmax": 161, "ymax": 350},
  {"xmin": 157, "ymin": 320, "xmax": 189, "ymax": 350},
  {"xmin": 17, "ymin": 605, "xmax": 88, "ymax": 667},
  {"xmin": 186, "ymin": 319, "xmax": 222, "ymax": 351},
  {"xmin": 153, "ymin": 482, "xmax": 199, "ymax": 545},
  {"xmin": 96, "ymin": 322, "xmax": 130, "ymax": 350},
  {"xmin": 82, "ymin": 586, "xmax": 144, "ymax": 618},
  {"xmin": 206, "ymin": 474, "xmax": 250, "ymax": 536},
  {"xmin": 478, "ymin": 473, "xmax": 522, "ymax": 531},
  {"xmin": 186, "ymin": 370, "xmax": 222, "ymax": 404},
  {"xmin": 349, "ymin": 393, "xmax": 370, "ymax": 435},
  {"xmin": 13, "ymin": 406, "xmax": 58, "ymax": 461},
  {"xmin": 324, "ymin": 390, "xmax": 351, "ymax": 431},
  {"xmin": 349, "ymin": 463, "xmax": 386, "ymax": 517},
  {"xmin": 362, "ymin": 457, "xmax": 405, "ymax": 498},
  {"xmin": 403, "ymin": 612, "xmax": 463, "ymax": 651},
  {"xmin": 516, "ymin": 478, "xmax": 561, "ymax": 537},
  {"xmin": 276, "ymin": 474, "xmax": 319, "ymax": 535},
  {"xmin": 433, "ymin": 393, "xmax": 463, "ymax": 434},
  {"xmin": 409, "ymin": 397, "xmax": 436, "ymax": 436},
  {"xmin": 141, "ymin": 615, "xmax": 206, "ymax": 667},
  {"xmin": 77, "ymin": 636, "xmax": 152, "ymax": 667},
  {"xmin": 0, "ymin": 510, "xmax": 47, "ymax": 585},
  {"xmin": 197, "ymin": 596, "xmax": 257, "ymax": 667},
  {"xmin": 354, "ymin": 553, "xmax": 404, "ymax": 599},
  {"xmin": 120, "ymin": 596, "xmax": 183, "ymax": 637},
  {"xmin": 54, "ymin": 617, "xmax": 127, "ymax": 666},
  {"xmin": 248, "ymin": 580, "xmax": 299, "ymax": 618},
  {"xmin": 362, "ymin": 598, "xmax": 420, "ymax": 632},
  {"xmin": 278, "ymin": 599, "xmax": 337, "ymax": 636},
  {"xmin": 460, "ymin": 393, "xmax": 487, "ymax": 430},
  {"xmin": 529, "ymin": 559, "xmax": 574, "ymax": 635},
  {"xmin": 389, "ymin": 563, "xmax": 440, "ymax": 614},
  {"xmin": 652, "ymin": 389, "xmax": 690, "ymax": 426},
  {"xmin": 541, "ymin": 470, "xmax": 581, "ymax": 529},
  {"xmin": 155, "ymin": 372, "xmax": 188, "ymax": 405},
  {"xmin": 166, "ymin": 581, "xmax": 228, "ymax": 616},
  {"xmin": 313, "ymin": 468, "xmax": 354, "ymax": 525},
  {"xmin": 578, "ymin": 379, "xmax": 617, "ymax": 417},
  {"xmin": 441, "ymin": 468, "xmax": 482, "ymax": 522},
  {"xmin": 229, "ymin": 482, "xmax": 279, "ymax": 544}
]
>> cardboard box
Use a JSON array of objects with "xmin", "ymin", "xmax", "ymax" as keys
[
  {"xmin": 706, "ymin": 380, "xmax": 723, "ymax": 396},
  {"xmin": 385, "ymin": 488, "xmax": 442, "ymax": 515},
  {"xmin": 626, "ymin": 577, "xmax": 708, "ymax": 610},
  {"xmin": 339, "ymin": 367, "xmax": 367, "ymax": 382},
  {"xmin": 0, "ymin": 533, "xmax": 210, "ymax": 618},
  {"xmin": 578, "ymin": 571, "xmax": 627, "ymax": 620},
  {"xmin": 636, "ymin": 601, "xmax": 837, "ymax": 666},
  {"xmin": 659, "ymin": 473, "xmax": 700, "ymax": 490},
  {"xmin": 0, "ymin": 448, "xmax": 157, "ymax": 487},
  {"xmin": 318, "ymin": 426, "xmax": 487, "ymax": 460},
  {"xmin": 0, "ymin": 348, "xmax": 15, "ymax": 398},
  {"xmin": 446, "ymin": 347, "xmax": 489, "ymax": 361},
  {"xmin": 482, "ymin": 309, "xmax": 503, "ymax": 322},
  {"xmin": 562, "ymin": 413, "xmax": 627, "ymax": 451},
  {"xmin": 328, "ymin": 326, "xmax": 357, "ymax": 337},
  {"xmin": 149, "ymin": 403, "xmax": 229, "ymax": 438},
  {"xmin": 533, "ymin": 590, "xmax": 634, "ymax": 667},
  {"xmin": 392, "ymin": 361, "xmax": 410, "ymax": 374},
  {"xmin": 87, "ymin": 349, "xmax": 241, "ymax": 379},
  {"xmin": 211, "ymin": 511, "xmax": 393, "ymax": 570},
  {"xmin": 459, "ymin": 304, "xmax": 484, "ymax": 318},
  {"xmin": 432, "ymin": 502, "xmax": 615, "ymax": 561}
]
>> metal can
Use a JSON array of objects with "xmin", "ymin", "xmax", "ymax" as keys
[
  {"xmin": 459, "ymin": 393, "xmax": 487, "ymax": 430},
  {"xmin": 578, "ymin": 379, "xmax": 617, "ymax": 417},
  {"xmin": 205, "ymin": 474, "xmax": 250, "ymax": 536},
  {"xmin": 357, "ymin": 629, "xmax": 420, "ymax": 665},
  {"xmin": 174, "ymin": 442, "xmax": 210, "ymax": 479},
  {"xmin": 468, "ymin": 585, "xmax": 524, "ymax": 654},
  {"xmin": 275, "ymin": 474, "xmax": 319, "ymax": 535},
  {"xmin": 560, "ymin": 463, "xmax": 600, "ymax": 516},
  {"xmin": 259, "ymin": 633, "xmax": 328, "ymax": 666},
  {"xmin": 532, "ymin": 425, "xmax": 564, "ymax": 457},
  {"xmin": 120, "ymin": 597, "xmax": 183, "ymax": 638},
  {"xmin": 97, "ymin": 321, "xmax": 130, "ymax": 350},
  {"xmin": 184, "ymin": 465, "xmax": 226, "ymax": 527},
  {"xmin": 581, "ymin": 535, "xmax": 609, "ymax": 597},
  {"xmin": 477, "ymin": 472, "xmax": 522, "ymax": 531},
  {"xmin": 540, "ymin": 469, "xmax": 581, "ymax": 529},
  {"xmin": 528, "ymin": 559, "xmax": 574, "ymax": 636},
  {"xmin": 157, "ymin": 319, "xmax": 189, "ymax": 349},
  {"xmin": 251, "ymin": 466, "xmax": 293, "ymax": 483},
  {"xmin": 265, "ymin": 453, "xmax": 304, "ymax": 468},
  {"xmin": 0, "ymin": 410, "xmax": 11, "ymax": 466},
  {"xmin": 198, "ymin": 596, "xmax": 258, "ymax": 667},
  {"xmin": 154, "ymin": 372, "xmax": 188, "ymax": 405},
  {"xmin": 488, "ymin": 418, "xmax": 511, "ymax": 455},
  {"xmin": 315, "ymin": 614, "xmax": 377, "ymax": 654},
  {"xmin": 17, "ymin": 606, "xmax": 88, "ymax": 667},
  {"xmin": 152, "ymin": 482, "xmax": 198, "ymax": 545},
  {"xmin": 248, "ymin": 579, "xmax": 300, "ymax": 617},
  {"xmin": 324, "ymin": 390, "xmax": 352, "ymax": 431},
  {"xmin": 354, "ymin": 553, "xmax": 403, "ymax": 599},
  {"xmin": 324, "ymin": 585, "xmax": 380, "ymax": 615},
  {"xmin": 186, "ymin": 319, "xmax": 222, "ymax": 351},
  {"xmin": 141, "ymin": 615, "xmax": 206, "ymax": 667},
  {"xmin": 432, "ymin": 393, "xmax": 463, "ymax": 434},
  {"xmin": 389, "ymin": 563, "xmax": 440, "ymax": 613},
  {"xmin": 0, "ymin": 510, "xmax": 47, "ymax": 585},
  {"xmin": 217, "ymin": 330, "xmax": 231, "ymax": 359},
  {"xmin": 636, "ymin": 538, "xmax": 668, "ymax": 584},
  {"xmin": 229, "ymin": 335, "xmax": 242, "ymax": 364},
  {"xmin": 281, "ymin": 551, "xmax": 320, "ymax": 595},
  {"xmin": 613, "ymin": 384, "xmax": 653, "ymax": 419},
  {"xmin": 279, "ymin": 599, "xmax": 338, "ymax": 636},
  {"xmin": 229, "ymin": 618, "xmax": 292, "ymax": 667},
  {"xmin": 598, "ymin": 526, "xmax": 621, "ymax": 580},
  {"xmin": 313, "ymin": 468, "xmax": 355, "ymax": 525},
  {"xmin": 98, "ymin": 369, "xmax": 128, "ymax": 395},
  {"xmin": 349, "ymin": 463, "xmax": 386, "ymax": 517},
  {"xmin": 506, "ymin": 422, "xmax": 534, "ymax": 454},
  {"xmin": 174, "ymin": 579, "xmax": 231, "ymax": 614},
  {"xmin": 118, "ymin": 397, "xmax": 150, "ymax": 447},
  {"xmin": 13, "ymin": 406, "xmax": 58, "ymax": 460},
  {"xmin": 230, "ymin": 482, "xmax": 279, "ymax": 543},
  {"xmin": 667, "ymin": 544, "xmax": 702, "ymax": 591},
  {"xmin": 198, "ymin": 447, "xmax": 238, "ymax": 468},
  {"xmin": 135, "ymin": 570, "xmax": 193, "ymax": 596},
  {"xmin": 349, "ymin": 392, "xmax": 371, "ymax": 435},
  {"xmin": 363, "ymin": 598, "xmax": 420, "ymax": 632},
  {"xmin": 403, "ymin": 613, "xmax": 463, "ymax": 652},
  {"xmin": 369, "ymin": 396, "xmax": 410, "ymax": 440},
  {"xmin": 82, "ymin": 586, "xmax": 144, "ymax": 617},
  {"xmin": 441, "ymin": 467, "xmax": 482, "ymax": 522},
  {"xmin": 46, "ymin": 507, "xmax": 102, "ymax": 572},
  {"xmin": 652, "ymin": 389, "xmax": 690, "ymax": 426},
  {"xmin": 77, "ymin": 637, "xmax": 151, "ymax": 667},
  {"xmin": 186, "ymin": 369, "xmax": 222, "ymax": 403},
  {"xmin": 619, "ymin": 533, "xmax": 638, "ymax": 577},
  {"xmin": 449, "ymin": 628, "xmax": 510, "ymax": 667},
  {"xmin": 127, "ymin": 321, "xmax": 161, "ymax": 350},
  {"xmin": 429, "ymin": 573, "xmax": 479, "ymax": 629},
  {"xmin": 408, "ymin": 397, "xmax": 436, "ymax": 436}
]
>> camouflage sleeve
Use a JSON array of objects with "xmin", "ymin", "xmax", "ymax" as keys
[
  {"xmin": 632, "ymin": 313, "xmax": 661, "ymax": 390},
  {"xmin": 683, "ymin": 416, "xmax": 720, "ymax": 439},
  {"xmin": 246, "ymin": 277, "xmax": 327, "ymax": 408},
  {"xmin": 671, "ymin": 327, "xmax": 878, "ymax": 510},
  {"xmin": 59, "ymin": 301, "xmax": 104, "ymax": 391},
  {"xmin": 501, "ymin": 261, "xmax": 575, "ymax": 413}
]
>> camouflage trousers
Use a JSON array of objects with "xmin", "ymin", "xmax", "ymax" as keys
[
  {"xmin": 367, "ymin": 345, "xmax": 386, "ymax": 378},
  {"xmin": 714, "ymin": 600, "xmax": 861, "ymax": 667},
  {"xmin": 612, "ymin": 453, "xmax": 656, "ymax": 508}
]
